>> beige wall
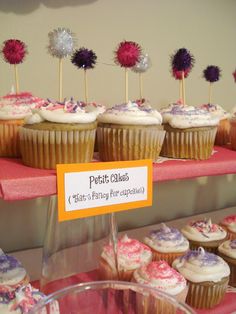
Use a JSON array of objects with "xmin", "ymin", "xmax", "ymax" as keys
[{"xmin": 0, "ymin": 0, "xmax": 236, "ymax": 109}]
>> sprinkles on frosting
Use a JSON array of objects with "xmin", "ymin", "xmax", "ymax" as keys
[
  {"xmin": 150, "ymin": 223, "xmax": 184, "ymax": 243},
  {"xmin": 189, "ymin": 219, "xmax": 224, "ymax": 239},
  {"xmin": 180, "ymin": 247, "xmax": 219, "ymax": 266}
]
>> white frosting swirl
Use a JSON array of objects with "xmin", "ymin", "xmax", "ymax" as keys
[
  {"xmin": 97, "ymin": 101, "xmax": 163, "ymax": 125},
  {"xmin": 172, "ymin": 248, "xmax": 230, "ymax": 283},
  {"xmin": 0, "ymin": 92, "xmax": 45, "ymax": 120},
  {"xmin": 101, "ymin": 235, "xmax": 152, "ymax": 271},
  {"xmin": 220, "ymin": 215, "xmax": 236, "ymax": 233},
  {"xmin": 24, "ymin": 99, "xmax": 97, "ymax": 124},
  {"xmin": 133, "ymin": 261, "xmax": 187, "ymax": 295},
  {"xmin": 199, "ymin": 104, "xmax": 230, "ymax": 120},
  {"xmin": 218, "ymin": 239, "xmax": 236, "ymax": 259},
  {"xmin": 181, "ymin": 218, "xmax": 227, "ymax": 242},
  {"xmin": 161, "ymin": 103, "xmax": 219, "ymax": 128},
  {"xmin": 144, "ymin": 223, "xmax": 189, "ymax": 253}
]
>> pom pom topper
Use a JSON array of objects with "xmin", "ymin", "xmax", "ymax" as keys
[
  {"xmin": 203, "ymin": 65, "xmax": 221, "ymax": 104},
  {"xmin": 71, "ymin": 48, "xmax": 97, "ymax": 103},
  {"xmin": 171, "ymin": 48, "xmax": 195, "ymax": 104},
  {"xmin": 48, "ymin": 27, "xmax": 76, "ymax": 101},
  {"xmin": 233, "ymin": 69, "xmax": 236, "ymax": 83},
  {"xmin": 132, "ymin": 53, "xmax": 151, "ymax": 100},
  {"xmin": 114, "ymin": 40, "xmax": 142, "ymax": 103},
  {"xmin": 1, "ymin": 39, "xmax": 28, "ymax": 94}
]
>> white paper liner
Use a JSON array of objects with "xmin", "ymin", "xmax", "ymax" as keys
[
  {"xmin": 97, "ymin": 126, "xmax": 166, "ymax": 161},
  {"xmin": 20, "ymin": 127, "xmax": 96, "ymax": 169}
]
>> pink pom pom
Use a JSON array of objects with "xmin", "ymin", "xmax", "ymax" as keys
[
  {"xmin": 115, "ymin": 41, "xmax": 141, "ymax": 68},
  {"xmin": 1, "ymin": 39, "xmax": 27, "ymax": 64},
  {"xmin": 172, "ymin": 68, "xmax": 191, "ymax": 80}
]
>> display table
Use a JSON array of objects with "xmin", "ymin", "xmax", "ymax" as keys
[{"xmin": 1, "ymin": 146, "xmax": 236, "ymax": 201}]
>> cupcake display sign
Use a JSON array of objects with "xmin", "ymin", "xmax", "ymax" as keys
[
  {"xmin": 171, "ymin": 48, "xmax": 195, "ymax": 104},
  {"xmin": 71, "ymin": 47, "xmax": 97, "ymax": 104},
  {"xmin": 203, "ymin": 65, "xmax": 221, "ymax": 104},
  {"xmin": 132, "ymin": 53, "xmax": 151, "ymax": 100},
  {"xmin": 1, "ymin": 39, "xmax": 28, "ymax": 94},
  {"xmin": 114, "ymin": 40, "xmax": 141, "ymax": 102},
  {"xmin": 48, "ymin": 27, "xmax": 76, "ymax": 101}
]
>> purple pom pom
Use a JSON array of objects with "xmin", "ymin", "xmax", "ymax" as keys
[
  {"xmin": 203, "ymin": 65, "xmax": 221, "ymax": 82},
  {"xmin": 171, "ymin": 48, "xmax": 195, "ymax": 72},
  {"xmin": 71, "ymin": 47, "xmax": 97, "ymax": 70}
]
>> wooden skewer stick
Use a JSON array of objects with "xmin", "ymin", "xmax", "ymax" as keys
[
  {"xmin": 59, "ymin": 58, "xmax": 63, "ymax": 102},
  {"xmin": 139, "ymin": 73, "xmax": 143, "ymax": 100},
  {"xmin": 84, "ymin": 69, "xmax": 88, "ymax": 104},
  {"xmin": 209, "ymin": 82, "xmax": 212, "ymax": 104},
  {"xmin": 14, "ymin": 64, "xmax": 19, "ymax": 94},
  {"xmin": 181, "ymin": 71, "xmax": 186, "ymax": 105},
  {"xmin": 125, "ymin": 68, "xmax": 128, "ymax": 103}
]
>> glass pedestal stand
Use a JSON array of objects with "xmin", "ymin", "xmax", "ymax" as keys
[{"xmin": 40, "ymin": 195, "xmax": 116, "ymax": 294}]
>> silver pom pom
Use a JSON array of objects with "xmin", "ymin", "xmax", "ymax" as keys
[
  {"xmin": 48, "ymin": 27, "xmax": 76, "ymax": 58},
  {"xmin": 132, "ymin": 53, "xmax": 151, "ymax": 73}
]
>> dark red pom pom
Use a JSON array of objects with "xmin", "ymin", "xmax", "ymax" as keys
[
  {"xmin": 1, "ymin": 39, "xmax": 27, "ymax": 64},
  {"xmin": 115, "ymin": 41, "xmax": 141, "ymax": 68},
  {"xmin": 233, "ymin": 69, "xmax": 236, "ymax": 83}
]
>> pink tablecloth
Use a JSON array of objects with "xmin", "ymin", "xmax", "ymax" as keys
[
  {"xmin": 1, "ymin": 146, "xmax": 236, "ymax": 201},
  {"xmin": 31, "ymin": 272, "xmax": 236, "ymax": 314}
]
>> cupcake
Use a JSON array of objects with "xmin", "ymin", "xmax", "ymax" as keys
[
  {"xmin": 97, "ymin": 101, "xmax": 165, "ymax": 161},
  {"xmin": 0, "ymin": 249, "xmax": 29, "ymax": 295},
  {"xmin": 199, "ymin": 103, "xmax": 230, "ymax": 146},
  {"xmin": 230, "ymin": 111, "xmax": 236, "ymax": 150},
  {"xmin": 99, "ymin": 235, "xmax": 152, "ymax": 281},
  {"xmin": 172, "ymin": 247, "xmax": 230, "ymax": 309},
  {"xmin": 181, "ymin": 218, "xmax": 227, "ymax": 253},
  {"xmin": 0, "ymin": 284, "xmax": 59, "ymax": 313},
  {"xmin": 160, "ymin": 102, "xmax": 219, "ymax": 159},
  {"xmin": 0, "ymin": 92, "xmax": 45, "ymax": 157},
  {"xmin": 19, "ymin": 99, "xmax": 97, "ymax": 169},
  {"xmin": 218, "ymin": 239, "xmax": 236, "ymax": 287},
  {"xmin": 143, "ymin": 223, "xmax": 189, "ymax": 265},
  {"xmin": 219, "ymin": 215, "xmax": 236, "ymax": 240},
  {"xmin": 132, "ymin": 261, "xmax": 188, "ymax": 313}
]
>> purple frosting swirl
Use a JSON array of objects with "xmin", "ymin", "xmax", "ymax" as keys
[
  {"xmin": 180, "ymin": 249, "xmax": 219, "ymax": 266},
  {"xmin": 150, "ymin": 224, "xmax": 184, "ymax": 242},
  {"xmin": 0, "ymin": 253, "xmax": 23, "ymax": 274},
  {"xmin": 230, "ymin": 239, "xmax": 236, "ymax": 249}
]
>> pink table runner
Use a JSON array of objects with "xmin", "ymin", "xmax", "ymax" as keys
[
  {"xmin": 1, "ymin": 146, "xmax": 236, "ymax": 201},
  {"xmin": 31, "ymin": 271, "xmax": 236, "ymax": 314}
]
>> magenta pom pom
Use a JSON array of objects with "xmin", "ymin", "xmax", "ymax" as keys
[
  {"xmin": 232, "ymin": 69, "xmax": 236, "ymax": 83},
  {"xmin": 71, "ymin": 48, "xmax": 97, "ymax": 70},
  {"xmin": 203, "ymin": 65, "xmax": 221, "ymax": 82},
  {"xmin": 1, "ymin": 39, "xmax": 27, "ymax": 64},
  {"xmin": 115, "ymin": 41, "xmax": 141, "ymax": 68}
]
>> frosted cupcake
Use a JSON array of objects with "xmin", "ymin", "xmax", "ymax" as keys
[
  {"xmin": 172, "ymin": 248, "xmax": 230, "ymax": 309},
  {"xmin": 219, "ymin": 215, "xmax": 236, "ymax": 240},
  {"xmin": 181, "ymin": 218, "xmax": 227, "ymax": 253},
  {"xmin": 0, "ymin": 92, "xmax": 45, "ymax": 157},
  {"xmin": 0, "ymin": 249, "xmax": 29, "ymax": 295},
  {"xmin": 97, "ymin": 101, "xmax": 165, "ymax": 161},
  {"xmin": 160, "ymin": 102, "xmax": 219, "ymax": 159},
  {"xmin": 99, "ymin": 235, "xmax": 152, "ymax": 281},
  {"xmin": 20, "ymin": 99, "xmax": 97, "ymax": 169},
  {"xmin": 199, "ymin": 103, "xmax": 230, "ymax": 146},
  {"xmin": 133, "ymin": 261, "xmax": 188, "ymax": 301},
  {"xmin": 144, "ymin": 223, "xmax": 189, "ymax": 265},
  {"xmin": 218, "ymin": 239, "xmax": 236, "ymax": 287}
]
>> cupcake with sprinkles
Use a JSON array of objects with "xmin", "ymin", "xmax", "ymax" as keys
[
  {"xmin": 172, "ymin": 247, "xmax": 230, "ymax": 309},
  {"xmin": 218, "ymin": 239, "xmax": 236, "ymax": 287},
  {"xmin": 143, "ymin": 223, "xmax": 189, "ymax": 265},
  {"xmin": 99, "ymin": 234, "xmax": 152, "ymax": 281},
  {"xmin": 219, "ymin": 215, "xmax": 236, "ymax": 240},
  {"xmin": 19, "ymin": 98, "xmax": 98, "ymax": 169},
  {"xmin": 133, "ymin": 261, "xmax": 188, "ymax": 313},
  {"xmin": 181, "ymin": 218, "xmax": 227, "ymax": 253}
]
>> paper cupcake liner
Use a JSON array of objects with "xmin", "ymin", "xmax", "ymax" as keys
[
  {"xmin": 20, "ymin": 127, "xmax": 96, "ymax": 169},
  {"xmin": 0, "ymin": 120, "xmax": 24, "ymax": 157},
  {"xmin": 218, "ymin": 252, "xmax": 236, "ymax": 287},
  {"xmin": 189, "ymin": 240, "xmax": 225, "ymax": 254},
  {"xmin": 136, "ymin": 294, "xmax": 176, "ymax": 314},
  {"xmin": 151, "ymin": 250, "xmax": 188, "ymax": 266},
  {"xmin": 161, "ymin": 125, "xmax": 217, "ymax": 160},
  {"xmin": 215, "ymin": 119, "xmax": 230, "ymax": 146},
  {"xmin": 186, "ymin": 276, "xmax": 229, "ymax": 309},
  {"xmin": 99, "ymin": 258, "xmax": 134, "ymax": 281},
  {"xmin": 219, "ymin": 224, "xmax": 236, "ymax": 241},
  {"xmin": 97, "ymin": 124, "xmax": 166, "ymax": 161},
  {"xmin": 230, "ymin": 120, "xmax": 236, "ymax": 150}
]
